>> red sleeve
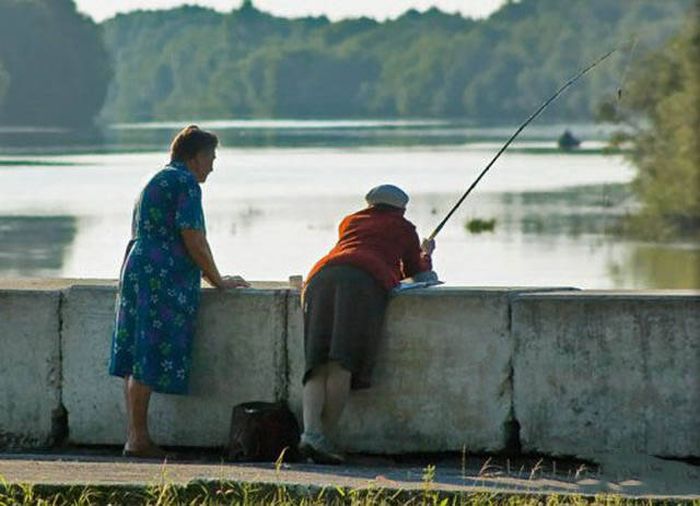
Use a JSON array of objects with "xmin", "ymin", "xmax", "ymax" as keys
[{"xmin": 400, "ymin": 224, "xmax": 432, "ymax": 279}]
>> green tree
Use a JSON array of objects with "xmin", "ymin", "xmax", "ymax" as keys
[
  {"xmin": 600, "ymin": 9, "xmax": 699, "ymax": 238},
  {"xmin": 0, "ymin": 60, "xmax": 8, "ymax": 107},
  {"xmin": 0, "ymin": 0, "xmax": 111, "ymax": 126},
  {"xmin": 98, "ymin": 0, "xmax": 693, "ymax": 122}
]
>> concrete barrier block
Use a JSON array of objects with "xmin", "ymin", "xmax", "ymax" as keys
[
  {"xmin": 60, "ymin": 286, "xmax": 124, "ymax": 445},
  {"xmin": 288, "ymin": 287, "xmax": 518, "ymax": 454},
  {"xmin": 62, "ymin": 286, "xmax": 287, "ymax": 447},
  {"xmin": 0, "ymin": 290, "xmax": 61, "ymax": 449},
  {"xmin": 512, "ymin": 291, "xmax": 700, "ymax": 458}
]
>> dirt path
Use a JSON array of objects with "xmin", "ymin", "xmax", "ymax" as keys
[{"xmin": 0, "ymin": 452, "xmax": 697, "ymax": 500}]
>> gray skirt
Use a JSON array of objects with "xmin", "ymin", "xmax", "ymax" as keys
[{"xmin": 303, "ymin": 264, "xmax": 389, "ymax": 389}]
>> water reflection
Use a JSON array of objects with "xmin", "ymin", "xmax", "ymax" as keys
[
  {"xmin": 0, "ymin": 120, "xmax": 619, "ymax": 154},
  {"xmin": 0, "ymin": 128, "xmax": 105, "ymax": 154},
  {"xmin": 509, "ymin": 183, "xmax": 632, "ymax": 207},
  {"xmin": 0, "ymin": 216, "xmax": 77, "ymax": 276},
  {"xmin": 496, "ymin": 183, "xmax": 634, "ymax": 238},
  {"xmin": 104, "ymin": 121, "xmax": 619, "ymax": 151},
  {"xmin": 609, "ymin": 244, "xmax": 700, "ymax": 289},
  {"xmin": 0, "ymin": 123, "xmax": 696, "ymax": 289},
  {"xmin": 102, "ymin": 122, "xmax": 482, "ymax": 151},
  {"xmin": 519, "ymin": 212, "xmax": 615, "ymax": 237}
]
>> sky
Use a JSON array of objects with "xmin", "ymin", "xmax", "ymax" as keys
[{"xmin": 74, "ymin": 0, "xmax": 506, "ymax": 23}]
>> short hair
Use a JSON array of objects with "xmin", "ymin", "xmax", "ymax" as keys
[{"xmin": 169, "ymin": 125, "xmax": 218, "ymax": 162}]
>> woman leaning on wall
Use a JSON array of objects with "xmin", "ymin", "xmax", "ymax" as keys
[{"xmin": 299, "ymin": 184, "xmax": 436, "ymax": 463}]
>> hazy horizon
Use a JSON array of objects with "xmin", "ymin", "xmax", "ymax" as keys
[{"xmin": 74, "ymin": 0, "xmax": 505, "ymax": 22}]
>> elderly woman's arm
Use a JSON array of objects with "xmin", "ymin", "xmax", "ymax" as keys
[
  {"xmin": 181, "ymin": 229, "xmax": 248, "ymax": 289},
  {"xmin": 401, "ymin": 232, "xmax": 435, "ymax": 279}
]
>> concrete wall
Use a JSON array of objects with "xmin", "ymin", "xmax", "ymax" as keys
[
  {"xmin": 0, "ymin": 290, "xmax": 62, "ymax": 448},
  {"xmin": 288, "ymin": 288, "xmax": 519, "ymax": 453},
  {"xmin": 61, "ymin": 285, "xmax": 287, "ymax": 447},
  {"xmin": 512, "ymin": 291, "xmax": 700, "ymax": 459},
  {"xmin": 1, "ymin": 283, "xmax": 698, "ymax": 459}
]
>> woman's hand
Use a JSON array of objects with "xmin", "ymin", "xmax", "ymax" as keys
[
  {"xmin": 220, "ymin": 275, "xmax": 250, "ymax": 289},
  {"xmin": 421, "ymin": 238, "xmax": 436, "ymax": 256}
]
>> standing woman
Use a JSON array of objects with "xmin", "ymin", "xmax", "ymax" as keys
[
  {"xmin": 300, "ymin": 184, "xmax": 435, "ymax": 463},
  {"xmin": 110, "ymin": 125, "xmax": 249, "ymax": 458}
]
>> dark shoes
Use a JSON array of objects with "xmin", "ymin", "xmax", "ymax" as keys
[{"xmin": 298, "ymin": 431, "xmax": 345, "ymax": 465}]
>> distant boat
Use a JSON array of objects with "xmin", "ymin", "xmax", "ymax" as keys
[{"xmin": 558, "ymin": 129, "xmax": 581, "ymax": 150}]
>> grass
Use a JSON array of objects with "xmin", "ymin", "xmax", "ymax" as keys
[
  {"xmin": 1, "ymin": 454, "xmax": 695, "ymax": 505},
  {"xmin": 1, "ymin": 468, "xmax": 696, "ymax": 506},
  {"xmin": 1, "ymin": 481, "xmax": 689, "ymax": 506}
]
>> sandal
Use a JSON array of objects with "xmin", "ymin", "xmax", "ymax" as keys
[{"xmin": 122, "ymin": 444, "xmax": 169, "ymax": 460}]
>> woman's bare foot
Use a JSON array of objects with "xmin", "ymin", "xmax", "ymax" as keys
[{"xmin": 122, "ymin": 441, "xmax": 167, "ymax": 459}]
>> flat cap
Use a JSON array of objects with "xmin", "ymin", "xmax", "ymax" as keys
[{"xmin": 365, "ymin": 184, "xmax": 409, "ymax": 209}]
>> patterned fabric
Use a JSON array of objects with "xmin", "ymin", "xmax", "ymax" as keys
[
  {"xmin": 305, "ymin": 206, "xmax": 432, "ymax": 290},
  {"xmin": 109, "ymin": 161, "xmax": 205, "ymax": 395}
]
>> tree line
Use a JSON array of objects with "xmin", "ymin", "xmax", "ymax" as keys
[
  {"xmin": 100, "ymin": 0, "xmax": 691, "ymax": 123},
  {"xmin": 0, "ymin": 0, "xmax": 691, "ymax": 126}
]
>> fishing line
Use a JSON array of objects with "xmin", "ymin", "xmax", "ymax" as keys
[
  {"xmin": 427, "ymin": 46, "xmax": 621, "ymax": 242},
  {"xmin": 616, "ymin": 36, "xmax": 639, "ymax": 101},
  {"xmin": 599, "ymin": 36, "xmax": 639, "ymax": 234}
]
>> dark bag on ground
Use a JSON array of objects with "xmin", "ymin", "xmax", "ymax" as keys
[{"xmin": 227, "ymin": 401, "xmax": 300, "ymax": 462}]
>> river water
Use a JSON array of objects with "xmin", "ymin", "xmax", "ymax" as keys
[{"xmin": 0, "ymin": 120, "xmax": 698, "ymax": 288}]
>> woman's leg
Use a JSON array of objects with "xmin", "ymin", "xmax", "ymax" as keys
[
  {"xmin": 124, "ymin": 375, "xmax": 158, "ymax": 452},
  {"xmin": 301, "ymin": 363, "xmax": 345, "ymax": 463},
  {"xmin": 123, "ymin": 378, "xmax": 130, "ymax": 438},
  {"xmin": 302, "ymin": 364, "xmax": 328, "ymax": 435},
  {"xmin": 321, "ymin": 361, "xmax": 351, "ymax": 433}
]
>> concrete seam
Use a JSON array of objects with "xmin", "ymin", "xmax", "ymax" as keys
[
  {"xmin": 52, "ymin": 290, "xmax": 69, "ymax": 447},
  {"xmin": 278, "ymin": 290, "xmax": 291, "ymax": 403},
  {"xmin": 637, "ymin": 304, "xmax": 651, "ymax": 455},
  {"xmin": 504, "ymin": 293, "xmax": 521, "ymax": 454},
  {"xmin": 58, "ymin": 290, "xmax": 64, "ymax": 396},
  {"xmin": 503, "ymin": 288, "xmax": 580, "ymax": 453}
]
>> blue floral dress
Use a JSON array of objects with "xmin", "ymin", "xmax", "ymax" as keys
[{"xmin": 109, "ymin": 161, "xmax": 205, "ymax": 394}]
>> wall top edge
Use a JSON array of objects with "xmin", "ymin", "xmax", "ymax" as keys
[
  {"xmin": 0, "ymin": 289, "xmax": 62, "ymax": 297},
  {"xmin": 63, "ymin": 285, "xmax": 288, "ymax": 296},
  {"xmin": 513, "ymin": 290, "xmax": 700, "ymax": 301},
  {"xmin": 390, "ymin": 286, "xmax": 579, "ymax": 296},
  {"xmin": 2, "ymin": 279, "xmax": 697, "ymax": 299},
  {"xmin": 0, "ymin": 278, "xmax": 117, "ymax": 291},
  {"xmin": 2, "ymin": 279, "xmax": 577, "ymax": 293}
]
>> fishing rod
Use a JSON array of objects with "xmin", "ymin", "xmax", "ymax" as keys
[{"xmin": 427, "ymin": 46, "xmax": 620, "ymax": 242}]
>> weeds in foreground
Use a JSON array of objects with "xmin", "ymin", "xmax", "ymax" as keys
[
  {"xmin": 1, "ymin": 458, "xmax": 696, "ymax": 506},
  {"xmin": 0, "ymin": 478, "xmax": 695, "ymax": 506}
]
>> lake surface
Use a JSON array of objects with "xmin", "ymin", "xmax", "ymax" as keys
[{"xmin": 1, "ymin": 120, "xmax": 698, "ymax": 288}]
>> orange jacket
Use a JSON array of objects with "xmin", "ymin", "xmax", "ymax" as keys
[{"xmin": 306, "ymin": 206, "xmax": 432, "ymax": 290}]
